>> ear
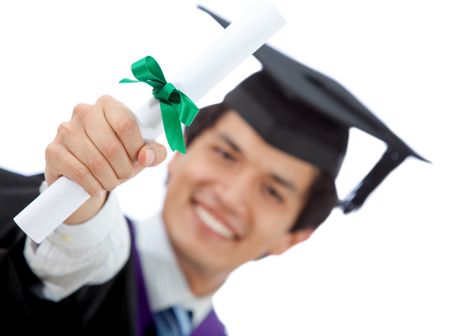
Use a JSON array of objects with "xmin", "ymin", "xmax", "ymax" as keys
[{"xmin": 269, "ymin": 227, "xmax": 315, "ymax": 256}]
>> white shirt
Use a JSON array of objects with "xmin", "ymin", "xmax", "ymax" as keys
[
  {"xmin": 23, "ymin": 187, "xmax": 212, "ymax": 327},
  {"xmin": 135, "ymin": 213, "xmax": 212, "ymax": 326}
]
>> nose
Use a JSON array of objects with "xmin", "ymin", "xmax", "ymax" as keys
[{"xmin": 215, "ymin": 167, "xmax": 254, "ymax": 218}]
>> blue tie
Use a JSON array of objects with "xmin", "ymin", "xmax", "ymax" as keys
[{"xmin": 154, "ymin": 306, "xmax": 192, "ymax": 336}]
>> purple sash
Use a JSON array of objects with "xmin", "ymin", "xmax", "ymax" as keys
[{"xmin": 129, "ymin": 220, "xmax": 226, "ymax": 336}]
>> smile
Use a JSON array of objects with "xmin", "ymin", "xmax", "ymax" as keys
[{"xmin": 193, "ymin": 205, "xmax": 235, "ymax": 240}]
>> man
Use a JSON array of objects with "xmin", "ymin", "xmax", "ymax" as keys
[{"xmin": 0, "ymin": 15, "xmax": 426, "ymax": 335}]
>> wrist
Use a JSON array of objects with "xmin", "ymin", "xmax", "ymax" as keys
[{"xmin": 63, "ymin": 191, "xmax": 108, "ymax": 225}]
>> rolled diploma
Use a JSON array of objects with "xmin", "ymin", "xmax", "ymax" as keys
[{"xmin": 14, "ymin": 0, "xmax": 286, "ymax": 244}]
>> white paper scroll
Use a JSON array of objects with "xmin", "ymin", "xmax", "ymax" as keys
[{"xmin": 14, "ymin": 1, "xmax": 286, "ymax": 243}]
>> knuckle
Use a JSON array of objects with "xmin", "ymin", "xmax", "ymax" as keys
[
  {"xmin": 97, "ymin": 94, "xmax": 113, "ymax": 105},
  {"xmin": 57, "ymin": 122, "xmax": 72, "ymax": 137},
  {"xmin": 86, "ymin": 154, "xmax": 105, "ymax": 172},
  {"xmin": 103, "ymin": 141, "xmax": 120, "ymax": 158},
  {"xmin": 72, "ymin": 164, "xmax": 89, "ymax": 181},
  {"xmin": 45, "ymin": 143, "xmax": 58, "ymax": 161},
  {"xmin": 116, "ymin": 116, "xmax": 135, "ymax": 135},
  {"xmin": 72, "ymin": 103, "xmax": 90, "ymax": 120}
]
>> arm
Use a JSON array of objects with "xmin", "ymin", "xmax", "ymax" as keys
[
  {"xmin": 24, "ymin": 95, "xmax": 167, "ymax": 301},
  {"xmin": 23, "ymin": 188, "xmax": 130, "ymax": 301}
]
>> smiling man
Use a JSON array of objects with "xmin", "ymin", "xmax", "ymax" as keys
[
  {"xmin": 0, "ymin": 41, "xmax": 425, "ymax": 335},
  {"xmin": 163, "ymin": 109, "xmax": 319, "ymax": 297}
]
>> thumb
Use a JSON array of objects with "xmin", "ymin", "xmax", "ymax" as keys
[{"xmin": 136, "ymin": 141, "xmax": 167, "ymax": 168}]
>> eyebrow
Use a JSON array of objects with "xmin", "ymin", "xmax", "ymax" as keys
[
  {"xmin": 217, "ymin": 132, "xmax": 299, "ymax": 194},
  {"xmin": 270, "ymin": 173, "xmax": 298, "ymax": 194},
  {"xmin": 217, "ymin": 133, "xmax": 241, "ymax": 153}
]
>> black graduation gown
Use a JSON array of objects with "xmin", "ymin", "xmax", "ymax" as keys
[
  {"xmin": 0, "ymin": 168, "xmax": 139, "ymax": 335},
  {"xmin": 0, "ymin": 168, "xmax": 226, "ymax": 336}
]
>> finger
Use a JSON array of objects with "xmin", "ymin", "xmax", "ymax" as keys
[
  {"xmin": 73, "ymin": 101, "xmax": 135, "ymax": 181},
  {"xmin": 59, "ymin": 121, "xmax": 120, "ymax": 192},
  {"xmin": 45, "ymin": 142, "xmax": 104, "ymax": 197},
  {"xmin": 99, "ymin": 95, "xmax": 145, "ymax": 161},
  {"xmin": 125, "ymin": 142, "xmax": 168, "ymax": 180},
  {"xmin": 137, "ymin": 141, "xmax": 167, "ymax": 168}
]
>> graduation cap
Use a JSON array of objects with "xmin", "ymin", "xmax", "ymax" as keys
[{"xmin": 198, "ymin": 5, "xmax": 428, "ymax": 214}]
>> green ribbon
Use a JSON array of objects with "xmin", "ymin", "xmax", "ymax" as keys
[{"xmin": 120, "ymin": 56, "xmax": 199, "ymax": 153}]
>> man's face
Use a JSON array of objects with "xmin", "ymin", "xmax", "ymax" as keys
[{"xmin": 163, "ymin": 111, "xmax": 319, "ymax": 276}]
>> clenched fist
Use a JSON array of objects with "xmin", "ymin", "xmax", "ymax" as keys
[{"xmin": 45, "ymin": 95, "xmax": 167, "ymax": 224}]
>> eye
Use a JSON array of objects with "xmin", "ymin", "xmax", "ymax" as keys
[
  {"xmin": 263, "ymin": 184, "xmax": 284, "ymax": 203},
  {"xmin": 213, "ymin": 146, "xmax": 237, "ymax": 161}
]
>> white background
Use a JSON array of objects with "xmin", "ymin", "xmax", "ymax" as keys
[{"xmin": 1, "ymin": 1, "xmax": 449, "ymax": 335}]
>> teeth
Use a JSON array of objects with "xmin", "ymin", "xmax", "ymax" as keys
[{"xmin": 194, "ymin": 206, "xmax": 234, "ymax": 239}]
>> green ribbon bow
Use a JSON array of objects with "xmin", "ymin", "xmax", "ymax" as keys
[{"xmin": 120, "ymin": 56, "xmax": 199, "ymax": 153}]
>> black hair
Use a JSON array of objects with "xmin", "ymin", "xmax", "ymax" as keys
[
  {"xmin": 185, "ymin": 103, "xmax": 338, "ymax": 231},
  {"xmin": 185, "ymin": 103, "xmax": 229, "ymax": 148}
]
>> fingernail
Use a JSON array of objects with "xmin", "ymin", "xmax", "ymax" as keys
[{"xmin": 145, "ymin": 148, "xmax": 155, "ymax": 166}]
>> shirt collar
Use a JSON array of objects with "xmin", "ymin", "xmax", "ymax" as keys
[{"xmin": 134, "ymin": 212, "xmax": 213, "ymax": 327}]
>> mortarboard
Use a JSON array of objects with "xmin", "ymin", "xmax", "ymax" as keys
[{"xmin": 198, "ymin": 5, "xmax": 428, "ymax": 213}]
